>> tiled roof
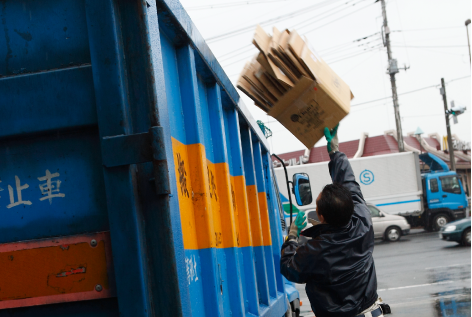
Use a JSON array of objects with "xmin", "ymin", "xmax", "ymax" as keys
[
  {"xmin": 363, "ymin": 135, "xmax": 399, "ymax": 157},
  {"xmin": 424, "ymin": 137, "xmax": 441, "ymax": 150},
  {"xmin": 308, "ymin": 146, "xmax": 330, "ymax": 163},
  {"xmin": 404, "ymin": 135, "xmax": 421, "ymax": 151},
  {"xmin": 271, "ymin": 149, "xmax": 305, "ymax": 163},
  {"xmin": 273, "ymin": 133, "xmax": 470, "ymax": 168}
]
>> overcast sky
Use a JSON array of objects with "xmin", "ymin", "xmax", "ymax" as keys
[{"xmin": 179, "ymin": 0, "xmax": 471, "ymax": 154}]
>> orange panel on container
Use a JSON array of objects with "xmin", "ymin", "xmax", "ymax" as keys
[
  {"xmin": 186, "ymin": 143, "xmax": 215, "ymax": 249},
  {"xmin": 231, "ymin": 175, "xmax": 252, "ymax": 248},
  {"xmin": 246, "ymin": 185, "xmax": 263, "ymax": 247},
  {"xmin": 207, "ymin": 161, "xmax": 223, "ymax": 247},
  {"xmin": 0, "ymin": 232, "xmax": 114, "ymax": 309},
  {"xmin": 214, "ymin": 163, "xmax": 238, "ymax": 248},
  {"xmin": 258, "ymin": 192, "xmax": 272, "ymax": 246},
  {"xmin": 172, "ymin": 138, "xmax": 199, "ymax": 250}
]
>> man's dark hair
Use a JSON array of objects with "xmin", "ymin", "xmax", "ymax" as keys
[{"xmin": 317, "ymin": 183, "xmax": 354, "ymax": 227}]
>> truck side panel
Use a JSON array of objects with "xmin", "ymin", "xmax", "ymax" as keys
[
  {"xmin": 0, "ymin": 0, "xmax": 289, "ymax": 316},
  {"xmin": 275, "ymin": 152, "xmax": 423, "ymax": 219}
]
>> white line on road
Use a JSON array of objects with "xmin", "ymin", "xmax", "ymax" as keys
[
  {"xmin": 424, "ymin": 263, "xmax": 471, "ymax": 270},
  {"xmin": 378, "ymin": 280, "xmax": 453, "ymax": 292}
]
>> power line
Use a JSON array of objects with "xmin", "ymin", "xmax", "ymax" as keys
[
  {"xmin": 221, "ymin": 34, "xmax": 381, "ymax": 66},
  {"xmin": 351, "ymin": 75, "xmax": 470, "ymax": 107},
  {"xmin": 219, "ymin": 46, "xmax": 257, "ymax": 62},
  {"xmin": 289, "ymin": 0, "xmax": 365, "ymax": 30},
  {"xmin": 222, "ymin": 52, "xmax": 257, "ymax": 67},
  {"xmin": 391, "ymin": 26, "xmax": 463, "ymax": 33},
  {"xmin": 390, "ymin": 46, "xmax": 467, "ymax": 56},
  {"xmin": 218, "ymin": 44, "xmax": 253, "ymax": 59},
  {"xmin": 392, "ymin": 44, "xmax": 469, "ymax": 48},
  {"xmin": 303, "ymin": 1, "xmax": 376, "ymax": 35},
  {"xmin": 321, "ymin": 37, "xmax": 381, "ymax": 58},
  {"xmin": 205, "ymin": 0, "xmax": 344, "ymax": 43},
  {"xmin": 316, "ymin": 32, "xmax": 380, "ymax": 54},
  {"xmin": 342, "ymin": 50, "xmax": 378, "ymax": 76},
  {"xmin": 402, "ymin": 113, "xmax": 443, "ymax": 118},
  {"xmin": 186, "ymin": 0, "xmax": 295, "ymax": 11},
  {"xmin": 326, "ymin": 45, "xmax": 384, "ymax": 63}
]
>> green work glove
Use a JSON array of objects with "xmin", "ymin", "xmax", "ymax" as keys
[
  {"xmin": 288, "ymin": 211, "xmax": 307, "ymax": 238},
  {"xmin": 324, "ymin": 124, "xmax": 339, "ymax": 154}
]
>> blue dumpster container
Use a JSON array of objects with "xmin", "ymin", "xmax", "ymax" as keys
[{"xmin": 0, "ymin": 0, "xmax": 297, "ymax": 316}]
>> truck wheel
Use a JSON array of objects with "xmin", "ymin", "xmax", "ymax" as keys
[
  {"xmin": 385, "ymin": 226, "xmax": 401, "ymax": 242},
  {"xmin": 432, "ymin": 214, "xmax": 449, "ymax": 231},
  {"xmin": 462, "ymin": 228, "xmax": 471, "ymax": 246},
  {"xmin": 290, "ymin": 299, "xmax": 301, "ymax": 317},
  {"xmin": 285, "ymin": 298, "xmax": 293, "ymax": 317}
]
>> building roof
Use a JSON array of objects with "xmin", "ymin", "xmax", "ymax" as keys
[
  {"xmin": 363, "ymin": 135, "xmax": 399, "ymax": 157},
  {"xmin": 272, "ymin": 132, "xmax": 470, "ymax": 169},
  {"xmin": 424, "ymin": 137, "xmax": 441, "ymax": 150}
]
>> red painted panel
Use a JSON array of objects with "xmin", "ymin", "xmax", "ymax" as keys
[{"xmin": 0, "ymin": 232, "xmax": 115, "ymax": 309}]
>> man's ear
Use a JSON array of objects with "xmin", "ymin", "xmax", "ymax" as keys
[
  {"xmin": 316, "ymin": 209, "xmax": 326, "ymax": 224},
  {"xmin": 318, "ymin": 214, "xmax": 326, "ymax": 224}
]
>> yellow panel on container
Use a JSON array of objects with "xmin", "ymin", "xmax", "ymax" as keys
[
  {"xmin": 172, "ymin": 138, "xmax": 199, "ymax": 250},
  {"xmin": 214, "ymin": 163, "xmax": 238, "ymax": 248},
  {"xmin": 246, "ymin": 185, "xmax": 264, "ymax": 247},
  {"xmin": 258, "ymin": 192, "xmax": 272, "ymax": 246},
  {"xmin": 231, "ymin": 175, "xmax": 253, "ymax": 248}
]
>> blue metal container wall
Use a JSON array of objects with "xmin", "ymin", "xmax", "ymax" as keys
[{"xmin": 0, "ymin": 0, "xmax": 288, "ymax": 316}]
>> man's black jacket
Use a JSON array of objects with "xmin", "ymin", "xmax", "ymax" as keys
[{"xmin": 280, "ymin": 152, "xmax": 378, "ymax": 317}]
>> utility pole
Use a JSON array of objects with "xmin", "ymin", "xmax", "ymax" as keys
[
  {"xmin": 466, "ymin": 19, "xmax": 471, "ymax": 66},
  {"xmin": 380, "ymin": 0, "xmax": 404, "ymax": 152},
  {"xmin": 440, "ymin": 78, "xmax": 456, "ymax": 171}
]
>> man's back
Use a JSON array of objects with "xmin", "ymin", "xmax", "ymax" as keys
[{"xmin": 280, "ymin": 152, "xmax": 378, "ymax": 317}]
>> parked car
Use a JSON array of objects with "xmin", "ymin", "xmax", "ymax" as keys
[
  {"xmin": 366, "ymin": 204, "xmax": 410, "ymax": 242},
  {"xmin": 305, "ymin": 204, "xmax": 410, "ymax": 242},
  {"xmin": 439, "ymin": 218, "xmax": 471, "ymax": 246}
]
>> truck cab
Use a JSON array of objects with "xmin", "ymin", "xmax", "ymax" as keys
[{"xmin": 420, "ymin": 153, "xmax": 468, "ymax": 230}]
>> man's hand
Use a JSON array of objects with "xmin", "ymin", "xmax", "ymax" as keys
[
  {"xmin": 288, "ymin": 211, "xmax": 307, "ymax": 239},
  {"xmin": 324, "ymin": 124, "xmax": 339, "ymax": 154}
]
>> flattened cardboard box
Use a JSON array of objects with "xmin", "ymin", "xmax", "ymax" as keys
[{"xmin": 268, "ymin": 76, "xmax": 349, "ymax": 149}]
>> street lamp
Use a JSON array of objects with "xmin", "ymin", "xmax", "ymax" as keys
[
  {"xmin": 466, "ymin": 19, "xmax": 471, "ymax": 66},
  {"xmin": 414, "ymin": 127, "xmax": 424, "ymax": 171}
]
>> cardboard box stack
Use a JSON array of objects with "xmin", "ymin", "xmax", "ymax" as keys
[{"xmin": 237, "ymin": 26, "xmax": 354, "ymax": 149}]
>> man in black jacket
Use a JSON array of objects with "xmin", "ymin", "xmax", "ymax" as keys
[{"xmin": 280, "ymin": 126, "xmax": 383, "ymax": 317}]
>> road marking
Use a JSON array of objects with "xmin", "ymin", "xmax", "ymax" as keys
[
  {"xmin": 378, "ymin": 278, "xmax": 471, "ymax": 292},
  {"xmin": 425, "ymin": 263, "xmax": 471, "ymax": 270},
  {"xmin": 378, "ymin": 280, "xmax": 453, "ymax": 292}
]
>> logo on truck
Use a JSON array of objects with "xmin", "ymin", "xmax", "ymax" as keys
[{"xmin": 360, "ymin": 170, "xmax": 374, "ymax": 185}]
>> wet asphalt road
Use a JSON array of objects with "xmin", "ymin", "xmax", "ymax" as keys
[{"xmin": 295, "ymin": 230, "xmax": 471, "ymax": 317}]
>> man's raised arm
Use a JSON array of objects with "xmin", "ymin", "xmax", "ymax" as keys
[{"xmin": 324, "ymin": 126, "xmax": 365, "ymax": 205}]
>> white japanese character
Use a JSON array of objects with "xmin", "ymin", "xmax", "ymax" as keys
[
  {"xmin": 7, "ymin": 176, "xmax": 32, "ymax": 209},
  {"xmin": 38, "ymin": 170, "xmax": 65, "ymax": 204}
]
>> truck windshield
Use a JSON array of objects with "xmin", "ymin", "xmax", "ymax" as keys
[{"xmin": 440, "ymin": 176, "xmax": 462, "ymax": 194}]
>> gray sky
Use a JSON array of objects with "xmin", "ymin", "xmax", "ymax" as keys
[{"xmin": 180, "ymin": 0, "xmax": 471, "ymax": 154}]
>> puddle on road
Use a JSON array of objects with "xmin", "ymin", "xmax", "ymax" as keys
[{"xmin": 427, "ymin": 264, "xmax": 471, "ymax": 317}]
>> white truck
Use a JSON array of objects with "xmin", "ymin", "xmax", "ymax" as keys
[{"xmin": 275, "ymin": 152, "xmax": 468, "ymax": 231}]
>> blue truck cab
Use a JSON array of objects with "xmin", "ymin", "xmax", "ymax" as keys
[{"xmin": 420, "ymin": 153, "xmax": 469, "ymax": 230}]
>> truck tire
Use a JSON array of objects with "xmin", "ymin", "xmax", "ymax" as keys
[
  {"xmin": 285, "ymin": 297, "xmax": 293, "ymax": 317},
  {"xmin": 432, "ymin": 214, "xmax": 449, "ymax": 231},
  {"xmin": 462, "ymin": 228, "xmax": 471, "ymax": 246},
  {"xmin": 384, "ymin": 226, "xmax": 401, "ymax": 242},
  {"xmin": 291, "ymin": 298, "xmax": 301, "ymax": 317}
]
